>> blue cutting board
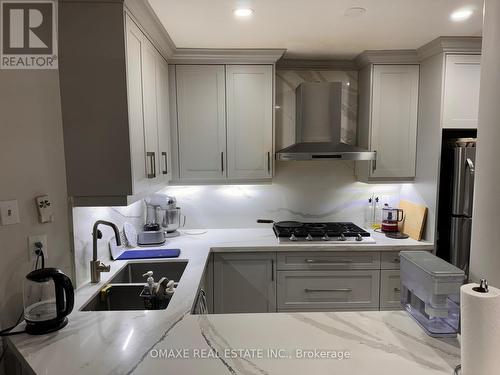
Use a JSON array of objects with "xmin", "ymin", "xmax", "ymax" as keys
[{"xmin": 116, "ymin": 249, "xmax": 180, "ymax": 260}]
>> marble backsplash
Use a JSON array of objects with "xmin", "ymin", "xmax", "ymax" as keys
[
  {"xmin": 275, "ymin": 69, "xmax": 358, "ymax": 150},
  {"xmin": 72, "ymin": 161, "xmax": 402, "ymax": 287}
]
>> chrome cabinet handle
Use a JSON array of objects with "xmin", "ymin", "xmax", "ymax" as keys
[
  {"xmin": 304, "ymin": 288, "xmax": 352, "ymax": 293},
  {"xmin": 267, "ymin": 152, "xmax": 271, "ymax": 174},
  {"xmin": 162, "ymin": 152, "xmax": 168, "ymax": 175},
  {"xmin": 221, "ymin": 151, "xmax": 224, "ymax": 174},
  {"xmin": 271, "ymin": 259, "xmax": 274, "ymax": 281},
  {"xmin": 305, "ymin": 259, "xmax": 353, "ymax": 264},
  {"xmin": 372, "ymin": 150, "xmax": 377, "ymax": 173},
  {"xmin": 146, "ymin": 152, "xmax": 156, "ymax": 178}
]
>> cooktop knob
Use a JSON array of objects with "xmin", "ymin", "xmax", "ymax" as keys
[
  {"xmin": 289, "ymin": 233, "xmax": 297, "ymax": 241},
  {"xmin": 306, "ymin": 234, "xmax": 313, "ymax": 241},
  {"xmin": 356, "ymin": 233, "xmax": 363, "ymax": 241},
  {"xmin": 338, "ymin": 233, "xmax": 347, "ymax": 241},
  {"xmin": 322, "ymin": 233, "xmax": 330, "ymax": 241}
]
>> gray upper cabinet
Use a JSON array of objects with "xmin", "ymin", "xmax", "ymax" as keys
[
  {"xmin": 442, "ymin": 54, "xmax": 481, "ymax": 129},
  {"xmin": 173, "ymin": 64, "xmax": 274, "ymax": 183},
  {"xmin": 125, "ymin": 16, "xmax": 150, "ymax": 196},
  {"xmin": 156, "ymin": 54, "xmax": 172, "ymax": 183},
  {"xmin": 59, "ymin": 3, "xmax": 171, "ymax": 206},
  {"xmin": 226, "ymin": 65, "xmax": 273, "ymax": 179},
  {"xmin": 213, "ymin": 252, "xmax": 276, "ymax": 313},
  {"xmin": 176, "ymin": 65, "xmax": 227, "ymax": 181},
  {"xmin": 357, "ymin": 64, "xmax": 419, "ymax": 181}
]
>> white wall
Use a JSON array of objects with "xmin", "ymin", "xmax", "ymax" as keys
[
  {"xmin": 0, "ymin": 70, "xmax": 72, "ymax": 374},
  {"xmin": 469, "ymin": 0, "xmax": 500, "ymax": 285}
]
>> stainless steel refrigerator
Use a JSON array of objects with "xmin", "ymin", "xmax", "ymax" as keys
[{"xmin": 449, "ymin": 140, "xmax": 476, "ymax": 274}]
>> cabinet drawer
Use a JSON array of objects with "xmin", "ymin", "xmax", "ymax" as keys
[
  {"xmin": 380, "ymin": 270, "xmax": 402, "ymax": 310},
  {"xmin": 277, "ymin": 252, "xmax": 380, "ymax": 270},
  {"xmin": 277, "ymin": 270, "xmax": 380, "ymax": 311},
  {"xmin": 381, "ymin": 251, "xmax": 401, "ymax": 269}
]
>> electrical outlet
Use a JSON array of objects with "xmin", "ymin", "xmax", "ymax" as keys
[
  {"xmin": 0, "ymin": 200, "xmax": 20, "ymax": 225},
  {"xmin": 28, "ymin": 235, "xmax": 48, "ymax": 261}
]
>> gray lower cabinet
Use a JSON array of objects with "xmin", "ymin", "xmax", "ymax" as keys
[
  {"xmin": 380, "ymin": 270, "xmax": 402, "ymax": 310},
  {"xmin": 277, "ymin": 270, "xmax": 380, "ymax": 311},
  {"xmin": 213, "ymin": 252, "xmax": 276, "ymax": 313},
  {"xmin": 380, "ymin": 251, "xmax": 402, "ymax": 269}
]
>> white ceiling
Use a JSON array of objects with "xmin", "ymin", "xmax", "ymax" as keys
[{"xmin": 148, "ymin": 0, "xmax": 483, "ymax": 59}]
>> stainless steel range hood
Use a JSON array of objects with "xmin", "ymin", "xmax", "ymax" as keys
[{"xmin": 276, "ymin": 82, "xmax": 376, "ymax": 161}]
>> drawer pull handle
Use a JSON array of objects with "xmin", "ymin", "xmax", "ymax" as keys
[
  {"xmin": 146, "ymin": 152, "xmax": 156, "ymax": 179},
  {"xmin": 393, "ymin": 258, "xmax": 400, "ymax": 263},
  {"xmin": 162, "ymin": 152, "xmax": 168, "ymax": 175},
  {"xmin": 394, "ymin": 288, "xmax": 401, "ymax": 293},
  {"xmin": 305, "ymin": 259, "xmax": 353, "ymax": 264},
  {"xmin": 304, "ymin": 288, "xmax": 352, "ymax": 293}
]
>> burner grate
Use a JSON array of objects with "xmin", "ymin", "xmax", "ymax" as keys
[{"xmin": 273, "ymin": 221, "xmax": 370, "ymax": 238}]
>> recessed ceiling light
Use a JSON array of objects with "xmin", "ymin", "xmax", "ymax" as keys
[
  {"xmin": 450, "ymin": 8, "xmax": 474, "ymax": 22},
  {"xmin": 344, "ymin": 7, "xmax": 367, "ymax": 18},
  {"xmin": 234, "ymin": 8, "xmax": 254, "ymax": 17}
]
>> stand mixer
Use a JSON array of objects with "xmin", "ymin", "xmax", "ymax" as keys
[{"xmin": 144, "ymin": 194, "xmax": 185, "ymax": 239}]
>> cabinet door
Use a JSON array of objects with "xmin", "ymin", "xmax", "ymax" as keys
[
  {"xmin": 213, "ymin": 253, "xmax": 276, "ymax": 313},
  {"xmin": 226, "ymin": 65, "xmax": 273, "ymax": 179},
  {"xmin": 442, "ymin": 54, "xmax": 481, "ymax": 129},
  {"xmin": 380, "ymin": 270, "xmax": 402, "ymax": 310},
  {"xmin": 141, "ymin": 39, "xmax": 160, "ymax": 185},
  {"xmin": 125, "ymin": 15, "xmax": 148, "ymax": 195},
  {"xmin": 176, "ymin": 65, "xmax": 226, "ymax": 180},
  {"xmin": 155, "ymin": 54, "xmax": 171, "ymax": 184},
  {"xmin": 370, "ymin": 65, "xmax": 419, "ymax": 178}
]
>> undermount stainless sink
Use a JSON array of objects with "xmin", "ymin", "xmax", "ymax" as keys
[
  {"xmin": 81, "ymin": 261, "xmax": 187, "ymax": 312},
  {"xmin": 108, "ymin": 260, "xmax": 187, "ymax": 284},
  {"xmin": 81, "ymin": 285, "xmax": 147, "ymax": 311}
]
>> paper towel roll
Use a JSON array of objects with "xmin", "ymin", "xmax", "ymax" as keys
[{"xmin": 461, "ymin": 282, "xmax": 500, "ymax": 375}]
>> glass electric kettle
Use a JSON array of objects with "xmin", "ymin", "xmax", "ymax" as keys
[
  {"xmin": 381, "ymin": 206, "xmax": 404, "ymax": 232},
  {"xmin": 23, "ymin": 268, "xmax": 74, "ymax": 335}
]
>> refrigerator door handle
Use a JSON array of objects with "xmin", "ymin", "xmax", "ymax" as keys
[
  {"xmin": 464, "ymin": 158, "xmax": 475, "ymax": 217},
  {"xmin": 466, "ymin": 158, "xmax": 475, "ymax": 174}
]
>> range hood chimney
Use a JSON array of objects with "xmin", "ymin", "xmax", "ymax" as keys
[{"xmin": 276, "ymin": 82, "xmax": 376, "ymax": 161}]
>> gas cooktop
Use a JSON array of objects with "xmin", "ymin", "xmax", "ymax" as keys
[{"xmin": 273, "ymin": 221, "xmax": 375, "ymax": 243}]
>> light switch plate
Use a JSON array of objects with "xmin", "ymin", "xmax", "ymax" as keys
[
  {"xmin": 0, "ymin": 200, "xmax": 20, "ymax": 225},
  {"xmin": 28, "ymin": 235, "xmax": 48, "ymax": 261}
]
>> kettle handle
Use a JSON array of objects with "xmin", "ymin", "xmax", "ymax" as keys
[
  {"xmin": 397, "ymin": 209, "xmax": 404, "ymax": 222},
  {"xmin": 53, "ymin": 271, "xmax": 74, "ymax": 318}
]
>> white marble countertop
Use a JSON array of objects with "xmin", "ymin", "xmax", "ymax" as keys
[{"xmin": 7, "ymin": 228, "xmax": 452, "ymax": 375}]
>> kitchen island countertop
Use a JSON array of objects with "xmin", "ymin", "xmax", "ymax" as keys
[{"xmin": 7, "ymin": 228, "xmax": 458, "ymax": 375}]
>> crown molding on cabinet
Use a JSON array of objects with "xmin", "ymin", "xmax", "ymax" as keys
[
  {"xmin": 124, "ymin": 0, "xmax": 176, "ymax": 59},
  {"xmin": 170, "ymin": 48, "xmax": 286, "ymax": 64},
  {"xmin": 417, "ymin": 36, "xmax": 482, "ymax": 61},
  {"xmin": 355, "ymin": 50, "xmax": 420, "ymax": 68},
  {"xmin": 276, "ymin": 59, "xmax": 357, "ymax": 71}
]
